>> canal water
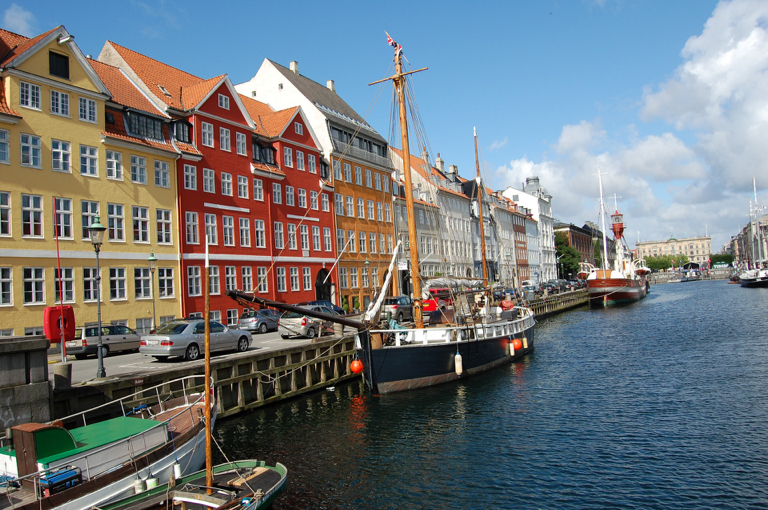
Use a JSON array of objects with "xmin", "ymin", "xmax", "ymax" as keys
[{"xmin": 214, "ymin": 280, "xmax": 768, "ymax": 509}]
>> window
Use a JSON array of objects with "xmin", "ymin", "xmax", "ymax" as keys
[
  {"xmin": 0, "ymin": 192, "xmax": 9, "ymax": 236},
  {"xmin": 21, "ymin": 134, "xmax": 42, "ymax": 167},
  {"xmin": 308, "ymin": 154, "xmax": 316, "ymax": 174},
  {"xmin": 107, "ymin": 151, "xmax": 122, "ymax": 179},
  {"xmin": 322, "ymin": 193, "xmax": 329, "ymax": 212},
  {"xmin": 287, "ymin": 224, "xmax": 297, "ymax": 250},
  {"xmin": 208, "ymin": 266, "xmax": 220, "ymax": 295},
  {"xmin": 377, "ymin": 202, "xmax": 383, "ymax": 221},
  {"xmin": 135, "ymin": 268, "xmax": 151, "ymax": 298},
  {"xmin": 227, "ymin": 309, "xmax": 239, "ymax": 326},
  {"xmin": 107, "ymin": 203, "xmax": 124, "ymax": 241},
  {"xmin": 225, "ymin": 266, "xmax": 237, "ymax": 291},
  {"xmin": 221, "ymin": 172, "xmax": 232, "ymax": 196},
  {"xmin": 371, "ymin": 267, "xmax": 378, "ymax": 288},
  {"xmin": 130, "ymin": 155, "xmax": 147, "ymax": 183},
  {"xmin": 300, "ymin": 225, "xmax": 309, "ymax": 250},
  {"xmin": 223, "ymin": 216, "xmax": 235, "ymax": 246},
  {"xmin": 303, "ymin": 267, "xmax": 311, "ymax": 291},
  {"xmin": 370, "ymin": 233, "xmax": 377, "ymax": 254},
  {"xmin": 337, "ymin": 229, "xmax": 345, "ymax": 253},
  {"xmin": 335, "ymin": 194, "xmax": 343, "ymax": 215},
  {"xmin": 157, "ymin": 209, "xmax": 172, "ymax": 244},
  {"xmin": 174, "ymin": 121, "xmax": 190, "ymax": 143},
  {"xmin": 388, "ymin": 234, "xmax": 393, "ymax": 253},
  {"xmin": 254, "ymin": 219, "xmax": 265, "ymax": 248},
  {"xmin": 109, "ymin": 268, "xmax": 126, "ymax": 300},
  {"xmin": 272, "ymin": 183, "xmax": 281, "ymax": 204},
  {"xmin": 375, "ymin": 173, "xmax": 381, "ymax": 190},
  {"xmin": 241, "ymin": 266, "xmax": 252, "ymax": 290},
  {"xmin": 365, "ymin": 169, "xmax": 372, "ymax": 187},
  {"xmin": 127, "ymin": 113, "xmax": 163, "ymax": 140},
  {"xmin": 339, "ymin": 267, "xmax": 348, "ymax": 288},
  {"xmin": 136, "ymin": 318, "xmax": 152, "ymax": 335},
  {"xmin": 22, "ymin": 194, "xmax": 43, "ymax": 237},
  {"xmin": 202, "ymin": 122, "xmax": 214, "ymax": 147},
  {"xmin": 276, "ymin": 267, "xmax": 286, "ymax": 292},
  {"xmin": 348, "ymin": 230, "xmax": 356, "ymax": 252},
  {"xmin": 253, "ymin": 179, "xmax": 263, "ymax": 201},
  {"xmin": 79, "ymin": 97, "xmax": 97, "ymax": 123},
  {"xmin": 218, "ymin": 94, "xmax": 230, "ymax": 109},
  {"xmin": 298, "ymin": 189, "xmax": 306, "ymax": 208},
  {"xmin": 205, "ymin": 213, "xmax": 218, "ymax": 244},
  {"xmin": 187, "ymin": 266, "xmax": 201, "ymax": 296},
  {"xmin": 359, "ymin": 231, "xmax": 366, "ymax": 253},
  {"xmin": 367, "ymin": 200, "xmax": 374, "ymax": 220},
  {"xmin": 20, "ymin": 82, "xmax": 40, "ymax": 109},
  {"xmin": 220, "ymin": 127, "xmax": 230, "ymax": 152},
  {"xmin": 324, "ymin": 228, "xmax": 332, "ymax": 251},
  {"xmin": 23, "ymin": 267, "xmax": 45, "ymax": 304},
  {"xmin": 132, "ymin": 206, "xmax": 149, "ymax": 242},
  {"xmin": 310, "ymin": 190, "xmax": 319, "ymax": 210},
  {"xmin": 284, "ymin": 147, "xmax": 293, "ymax": 167},
  {"xmin": 0, "ymin": 129, "xmax": 8, "ymax": 163},
  {"xmin": 286, "ymin": 186, "xmax": 295, "ymax": 207},
  {"xmin": 154, "ymin": 160, "xmax": 170, "ymax": 188},
  {"xmin": 79, "ymin": 145, "xmax": 98, "ymax": 176},
  {"xmin": 237, "ymin": 175, "xmax": 248, "ymax": 198},
  {"xmin": 333, "ymin": 160, "xmax": 341, "ymax": 180},
  {"xmin": 80, "ymin": 200, "xmax": 98, "ymax": 239},
  {"xmin": 355, "ymin": 166, "xmax": 362, "ymax": 185},
  {"xmin": 294, "ymin": 122, "xmax": 303, "ymax": 135},
  {"xmin": 0, "ymin": 267, "xmax": 12, "ymax": 305},
  {"xmin": 83, "ymin": 267, "xmax": 100, "ymax": 302},
  {"xmin": 186, "ymin": 211, "xmax": 199, "ymax": 244},
  {"xmin": 385, "ymin": 204, "xmax": 391, "ymax": 222},
  {"xmin": 350, "ymin": 267, "xmax": 358, "ymax": 288},
  {"xmin": 54, "ymin": 197, "xmax": 72, "ymax": 238},
  {"xmin": 49, "ymin": 51, "xmax": 70, "ymax": 79},
  {"xmin": 53, "ymin": 267, "xmax": 74, "ymax": 304},
  {"xmin": 51, "ymin": 140, "xmax": 71, "ymax": 172},
  {"xmin": 344, "ymin": 163, "xmax": 352, "ymax": 182},
  {"xmin": 257, "ymin": 267, "xmax": 268, "ymax": 293},
  {"xmin": 380, "ymin": 234, "xmax": 386, "ymax": 254},
  {"xmin": 296, "ymin": 151, "xmax": 304, "ymax": 171},
  {"xmin": 184, "ymin": 165, "xmax": 197, "ymax": 190},
  {"xmin": 383, "ymin": 177, "xmax": 390, "ymax": 193},
  {"xmin": 50, "ymin": 90, "xmax": 70, "ymax": 116},
  {"xmin": 274, "ymin": 222, "xmax": 284, "ymax": 248},
  {"xmin": 362, "ymin": 267, "xmax": 369, "ymax": 288},
  {"xmin": 236, "ymin": 132, "xmax": 247, "ymax": 156},
  {"xmin": 290, "ymin": 267, "xmax": 299, "ymax": 291},
  {"xmin": 312, "ymin": 226, "xmax": 320, "ymax": 251},
  {"xmin": 203, "ymin": 168, "xmax": 215, "ymax": 193},
  {"xmin": 238, "ymin": 217, "xmax": 250, "ymax": 247},
  {"xmin": 346, "ymin": 196, "xmax": 354, "ymax": 216},
  {"xmin": 357, "ymin": 198, "xmax": 365, "ymax": 218}
]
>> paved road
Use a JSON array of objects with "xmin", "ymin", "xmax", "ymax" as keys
[{"xmin": 48, "ymin": 329, "xmax": 348, "ymax": 385}]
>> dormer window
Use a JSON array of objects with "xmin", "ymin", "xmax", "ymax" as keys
[
  {"xmin": 125, "ymin": 111, "xmax": 164, "ymax": 141},
  {"xmin": 173, "ymin": 120, "xmax": 191, "ymax": 143},
  {"xmin": 218, "ymin": 94, "xmax": 230, "ymax": 110},
  {"xmin": 49, "ymin": 52, "xmax": 69, "ymax": 79},
  {"xmin": 252, "ymin": 141, "xmax": 262, "ymax": 162}
]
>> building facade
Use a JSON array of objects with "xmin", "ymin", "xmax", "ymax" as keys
[{"xmin": 636, "ymin": 235, "xmax": 712, "ymax": 268}]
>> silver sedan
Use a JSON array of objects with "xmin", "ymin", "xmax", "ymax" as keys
[{"xmin": 139, "ymin": 319, "xmax": 251, "ymax": 361}]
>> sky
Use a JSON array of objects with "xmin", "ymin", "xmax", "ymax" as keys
[{"xmin": 5, "ymin": 0, "xmax": 767, "ymax": 252}]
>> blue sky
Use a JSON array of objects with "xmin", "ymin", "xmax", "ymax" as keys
[{"xmin": 6, "ymin": 0, "xmax": 767, "ymax": 251}]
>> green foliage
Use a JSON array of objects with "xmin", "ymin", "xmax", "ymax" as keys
[
  {"xmin": 593, "ymin": 240, "xmax": 602, "ymax": 268},
  {"xmin": 555, "ymin": 231, "xmax": 582, "ymax": 279},
  {"xmin": 341, "ymin": 296, "xmax": 349, "ymax": 313},
  {"xmin": 644, "ymin": 254, "xmax": 690, "ymax": 271},
  {"xmin": 711, "ymin": 253, "xmax": 733, "ymax": 265},
  {"xmin": 352, "ymin": 297, "xmax": 360, "ymax": 311}
]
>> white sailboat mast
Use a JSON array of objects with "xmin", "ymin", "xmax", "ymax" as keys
[{"xmin": 597, "ymin": 168, "xmax": 609, "ymax": 271}]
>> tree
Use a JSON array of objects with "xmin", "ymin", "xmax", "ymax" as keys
[
  {"xmin": 711, "ymin": 253, "xmax": 733, "ymax": 265},
  {"xmin": 555, "ymin": 232, "xmax": 582, "ymax": 279}
]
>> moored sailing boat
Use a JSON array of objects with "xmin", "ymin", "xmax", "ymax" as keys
[{"xmin": 579, "ymin": 169, "xmax": 649, "ymax": 307}]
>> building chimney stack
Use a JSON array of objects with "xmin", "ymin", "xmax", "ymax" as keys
[
  {"xmin": 327, "ymin": 80, "xmax": 335, "ymax": 92},
  {"xmin": 290, "ymin": 61, "xmax": 299, "ymax": 74},
  {"xmin": 435, "ymin": 153, "xmax": 444, "ymax": 172}
]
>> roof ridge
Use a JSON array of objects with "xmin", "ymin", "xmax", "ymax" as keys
[{"xmin": 106, "ymin": 40, "xmax": 203, "ymax": 81}]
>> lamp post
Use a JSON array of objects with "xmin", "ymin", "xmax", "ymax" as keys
[
  {"xmin": 88, "ymin": 215, "xmax": 107, "ymax": 378},
  {"xmin": 148, "ymin": 251, "xmax": 157, "ymax": 332}
]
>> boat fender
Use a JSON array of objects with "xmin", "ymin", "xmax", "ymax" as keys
[
  {"xmin": 507, "ymin": 339, "xmax": 514, "ymax": 356},
  {"xmin": 454, "ymin": 353, "xmax": 463, "ymax": 375},
  {"xmin": 134, "ymin": 479, "xmax": 146, "ymax": 494},
  {"xmin": 173, "ymin": 462, "xmax": 182, "ymax": 480},
  {"xmin": 146, "ymin": 477, "xmax": 158, "ymax": 490},
  {"xmin": 522, "ymin": 336, "xmax": 528, "ymax": 349}
]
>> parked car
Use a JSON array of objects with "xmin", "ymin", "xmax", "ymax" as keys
[
  {"xmin": 383, "ymin": 295, "xmax": 414, "ymax": 322},
  {"xmin": 547, "ymin": 279, "xmax": 569, "ymax": 293},
  {"xmin": 238, "ymin": 309, "xmax": 281, "ymax": 333},
  {"xmin": 423, "ymin": 288, "xmax": 454, "ymax": 316},
  {"xmin": 278, "ymin": 304, "xmax": 339, "ymax": 339},
  {"xmin": 67, "ymin": 324, "xmax": 141, "ymax": 360},
  {"xmin": 523, "ymin": 284, "xmax": 543, "ymax": 298},
  {"xmin": 139, "ymin": 319, "xmax": 251, "ymax": 361},
  {"xmin": 296, "ymin": 300, "xmax": 344, "ymax": 315}
]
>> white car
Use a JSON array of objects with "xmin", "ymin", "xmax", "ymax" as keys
[
  {"xmin": 139, "ymin": 319, "xmax": 251, "ymax": 361},
  {"xmin": 278, "ymin": 305, "xmax": 338, "ymax": 339}
]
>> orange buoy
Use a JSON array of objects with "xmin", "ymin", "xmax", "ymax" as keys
[
  {"xmin": 512, "ymin": 338, "xmax": 523, "ymax": 351},
  {"xmin": 350, "ymin": 359, "xmax": 364, "ymax": 374}
]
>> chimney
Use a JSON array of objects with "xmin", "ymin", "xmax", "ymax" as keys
[
  {"xmin": 448, "ymin": 164, "xmax": 457, "ymax": 174},
  {"xmin": 435, "ymin": 153, "xmax": 444, "ymax": 172},
  {"xmin": 327, "ymin": 80, "xmax": 335, "ymax": 92},
  {"xmin": 290, "ymin": 61, "xmax": 299, "ymax": 74}
]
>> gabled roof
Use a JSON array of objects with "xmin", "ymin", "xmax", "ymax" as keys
[
  {"xmin": 181, "ymin": 74, "xmax": 225, "ymax": 111},
  {"xmin": 239, "ymin": 94, "xmax": 275, "ymax": 137},
  {"xmin": 89, "ymin": 58, "xmax": 167, "ymax": 117},
  {"xmin": 265, "ymin": 59, "xmax": 386, "ymax": 143},
  {"xmin": 0, "ymin": 26, "xmax": 55, "ymax": 67},
  {"xmin": 259, "ymin": 107, "xmax": 298, "ymax": 138}
]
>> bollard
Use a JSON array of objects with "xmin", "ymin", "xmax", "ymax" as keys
[{"xmin": 53, "ymin": 362, "xmax": 72, "ymax": 390}]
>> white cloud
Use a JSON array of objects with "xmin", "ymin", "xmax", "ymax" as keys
[
  {"xmin": 3, "ymin": 4, "xmax": 35, "ymax": 36},
  {"xmin": 489, "ymin": 137, "xmax": 508, "ymax": 150}
]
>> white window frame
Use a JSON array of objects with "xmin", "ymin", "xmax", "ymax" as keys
[
  {"xmin": 236, "ymin": 132, "xmax": 247, "ymax": 156},
  {"xmin": 203, "ymin": 168, "xmax": 215, "ymax": 193},
  {"xmin": 208, "ymin": 265, "xmax": 220, "ymax": 295},
  {"xmin": 132, "ymin": 206, "xmax": 149, "ymax": 243},
  {"xmin": 80, "ymin": 145, "xmax": 98, "ymax": 176},
  {"xmin": 274, "ymin": 222, "xmax": 284, "ymax": 249},
  {"xmin": 290, "ymin": 267, "xmax": 299, "ymax": 292},
  {"xmin": 205, "ymin": 213, "xmax": 218, "ymax": 245},
  {"xmin": 220, "ymin": 127, "xmax": 231, "ymax": 152},
  {"xmin": 272, "ymin": 183, "xmax": 281, "ymax": 204},
  {"xmin": 222, "ymin": 215, "xmax": 235, "ymax": 246},
  {"xmin": 0, "ymin": 192, "xmax": 10, "ymax": 236},
  {"xmin": 107, "ymin": 150, "xmax": 123, "ymax": 180},
  {"xmin": 254, "ymin": 219, "xmax": 265, "ymax": 248},
  {"xmin": 276, "ymin": 267, "xmax": 286, "ymax": 292},
  {"xmin": 298, "ymin": 189, "xmax": 307, "ymax": 208},
  {"xmin": 286, "ymin": 186, "xmax": 295, "ymax": 207},
  {"xmin": 184, "ymin": 165, "xmax": 197, "ymax": 190},
  {"xmin": 54, "ymin": 197, "xmax": 73, "ymax": 239},
  {"xmin": 201, "ymin": 122, "xmax": 214, "ymax": 147},
  {"xmin": 22, "ymin": 194, "xmax": 43, "ymax": 238},
  {"xmin": 109, "ymin": 267, "xmax": 127, "ymax": 301},
  {"xmin": 0, "ymin": 267, "xmax": 12, "ymax": 305},
  {"xmin": 0, "ymin": 129, "xmax": 9, "ymax": 163},
  {"xmin": 20, "ymin": 82, "xmax": 41, "ymax": 110},
  {"xmin": 158, "ymin": 267, "xmax": 174, "ymax": 297},
  {"xmin": 294, "ymin": 122, "xmax": 303, "ymax": 135},
  {"xmin": 54, "ymin": 267, "xmax": 74, "ymax": 304},
  {"xmin": 186, "ymin": 211, "xmax": 199, "ymax": 244},
  {"xmin": 296, "ymin": 151, "xmax": 304, "ymax": 171},
  {"xmin": 187, "ymin": 266, "xmax": 202, "ymax": 296},
  {"xmin": 303, "ymin": 267, "xmax": 312, "ymax": 291},
  {"xmin": 241, "ymin": 266, "xmax": 253, "ymax": 291},
  {"xmin": 154, "ymin": 160, "xmax": 170, "ymax": 188},
  {"xmin": 239, "ymin": 217, "xmax": 251, "ymax": 247},
  {"xmin": 253, "ymin": 179, "xmax": 263, "ymax": 201},
  {"xmin": 51, "ymin": 140, "xmax": 71, "ymax": 172},
  {"xmin": 21, "ymin": 134, "xmax": 42, "ymax": 168},
  {"xmin": 130, "ymin": 155, "xmax": 147, "ymax": 183},
  {"xmin": 308, "ymin": 154, "xmax": 316, "ymax": 174},
  {"xmin": 221, "ymin": 172, "xmax": 233, "ymax": 196},
  {"xmin": 324, "ymin": 227, "xmax": 332, "ymax": 252},
  {"xmin": 322, "ymin": 193, "xmax": 329, "ymax": 212},
  {"xmin": 284, "ymin": 147, "xmax": 293, "ymax": 167},
  {"xmin": 225, "ymin": 266, "xmax": 237, "ymax": 291},
  {"xmin": 257, "ymin": 267, "xmax": 268, "ymax": 293},
  {"xmin": 237, "ymin": 175, "xmax": 248, "ymax": 198},
  {"xmin": 157, "ymin": 209, "xmax": 172, "ymax": 244},
  {"xmin": 79, "ymin": 97, "xmax": 97, "ymax": 123},
  {"xmin": 23, "ymin": 267, "xmax": 45, "ymax": 304},
  {"xmin": 287, "ymin": 224, "xmax": 297, "ymax": 250},
  {"xmin": 134, "ymin": 267, "xmax": 152, "ymax": 299},
  {"xmin": 218, "ymin": 94, "xmax": 230, "ymax": 110}
]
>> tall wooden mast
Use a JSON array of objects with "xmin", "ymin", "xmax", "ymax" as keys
[{"xmin": 475, "ymin": 128, "xmax": 489, "ymax": 289}]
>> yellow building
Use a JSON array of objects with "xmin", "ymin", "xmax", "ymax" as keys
[{"xmin": 0, "ymin": 26, "xmax": 181, "ymax": 338}]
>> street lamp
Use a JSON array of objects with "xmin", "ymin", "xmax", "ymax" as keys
[
  {"xmin": 148, "ymin": 251, "xmax": 157, "ymax": 332},
  {"xmin": 88, "ymin": 215, "xmax": 107, "ymax": 378}
]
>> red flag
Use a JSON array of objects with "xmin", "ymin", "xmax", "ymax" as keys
[{"xmin": 385, "ymin": 31, "xmax": 402, "ymax": 52}]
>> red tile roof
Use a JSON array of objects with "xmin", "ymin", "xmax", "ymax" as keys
[
  {"xmin": 181, "ymin": 75, "xmax": 225, "ymax": 110},
  {"xmin": 102, "ymin": 107, "xmax": 176, "ymax": 153},
  {"xmin": 0, "ymin": 26, "xmax": 58, "ymax": 67},
  {"xmin": 258, "ymin": 107, "xmax": 298, "ymax": 138},
  {"xmin": 239, "ymin": 94, "xmax": 276, "ymax": 136},
  {"xmin": 0, "ymin": 81, "xmax": 20, "ymax": 118},
  {"xmin": 89, "ymin": 58, "xmax": 166, "ymax": 116}
]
